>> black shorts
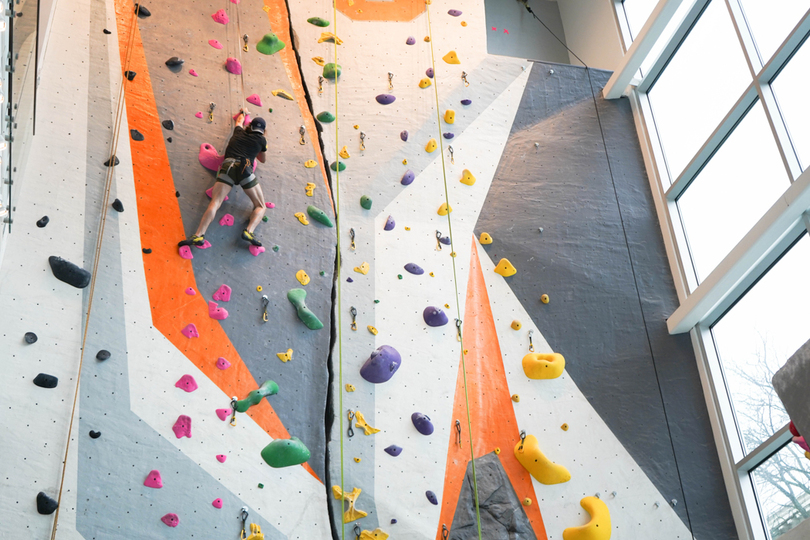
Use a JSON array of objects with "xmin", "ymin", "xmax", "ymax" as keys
[{"xmin": 216, "ymin": 157, "xmax": 259, "ymax": 189}]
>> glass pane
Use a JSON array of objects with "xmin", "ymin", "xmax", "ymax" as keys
[
  {"xmin": 739, "ymin": 0, "xmax": 810, "ymax": 64},
  {"xmin": 711, "ymin": 234, "xmax": 810, "ymax": 454},
  {"xmin": 623, "ymin": 0, "xmax": 659, "ymax": 40},
  {"xmin": 751, "ymin": 443, "xmax": 810, "ymax": 539},
  {"xmin": 773, "ymin": 37, "xmax": 810, "ymax": 172},
  {"xmin": 677, "ymin": 102, "xmax": 788, "ymax": 282},
  {"xmin": 648, "ymin": 0, "xmax": 752, "ymax": 181}
]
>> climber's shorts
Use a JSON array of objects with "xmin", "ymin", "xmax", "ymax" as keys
[{"xmin": 216, "ymin": 157, "xmax": 259, "ymax": 189}]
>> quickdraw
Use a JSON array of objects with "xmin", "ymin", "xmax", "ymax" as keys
[
  {"xmin": 230, "ymin": 396, "xmax": 238, "ymax": 426},
  {"xmin": 455, "ymin": 318, "xmax": 462, "ymax": 342},
  {"xmin": 349, "ymin": 228, "xmax": 356, "ymax": 251},
  {"xmin": 528, "ymin": 330, "xmax": 535, "ymax": 352},
  {"xmin": 359, "ymin": 132, "xmax": 366, "ymax": 151},
  {"xmin": 347, "ymin": 410, "xmax": 355, "ymax": 438},
  {"xmin": 435, "ymin": 230, "xmax": 443, "ymax": 251},
  {"xmin": 242, "ymin": 34, "xmax": 249, "ymax": 52},
  {"xmin": 261, "ymin": 295, "xmax": 269, "ymax": 323},
  {"xmin": 448, "ymin": 145, "xmax": 454, "ymax": 164},
  {"xmin": 455, "ymin": 419, "xmax": 462, "ymax": 445},
  {"xmin": 318, "ymin": 75, "xmax": 324, "ymax": 94},
  {"xmin": 442, "ymin": 524, "xmax": 450, "ymax": 539},
  {"xmin": 299, "ymin": 125, "xmax": 306, "ymax": 145},
  {"xmin": 518, "ymin": 430, "xmax": 527, "ymax": 453},
  {"xmin": 239, "ymin": 507, "xmax": 249, "ymax": 539},
  {"xmin": 461, "ymin": 71, "xmax": 469, "ymax": 87},
  {"xmin": 207, "ymin": 102, "xmax": 216, "ymax": 123},
  {"xmin": 350, "ymin": 306, "xmax": 357, "ymax": 331},
  {"xmin": 388, "ymin": 72, "xmax": 394, "ymax": 90}
]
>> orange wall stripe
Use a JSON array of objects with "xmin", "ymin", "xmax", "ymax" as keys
[
  {"xmin": 336, "ymin": 0, "xmax": 425, "ymax": 22},
  {"xmin": 435, "ymin": 239, "xmax": 547, "ymax": 539},
  {"xmin": 112, "ymin": 0, "xmax": 319, "ymax": 481}
]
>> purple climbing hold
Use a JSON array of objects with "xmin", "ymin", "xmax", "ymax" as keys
[
  {"xmin": 443, "ymin": 132, "xmax": 455, "ymax": 139},
  {"xmin": 211, "ymin": 8, "xmax": 229, "ymax": 24},
  {"xmin": 391, "ymin": 519, "xmax": 398, "ymax": 524},
  {"xmin": 448, "ymin": 9, "xmax": 462, "ymax": 16},
  {"xmin": 384, "ymin": 445, "xmax": 403, "ymax": 457},
  {"xmin": 411, "ymin": 412, "xmax": 434, "ymax": 435},
  {"xmin": 246, "ymin": 94, "xmax": 263, "ymax": 107},
  {"xmin": 161, "ymin": 513, "xmax": 180, "ymax": 528},
  {"xmin": 426, "ymin": 67, "xmax": 434, "ymax": 78},
  {"xmin": 175, "ymin": 374, "xmax": 198, "ymax": 392},
  {"xmin": 461, "ymin": 99, "xmax": 472, "ymax": 106},
  {"xmin": 384, "ymin": 215, "xmax": 396, "ymax": 231},
  {"xmin": 405, "ymin": 263, "xmax": 424, "ymax": 275},
  {"xmin": 181, "ymin": 323, "xmax": 199, "ymax": 338},
  {"xmin": 360, "ymin": 345, "xmax": 402, "ymax": 384},
  {"xmin": 225, "ymin": 57, "xmax": 242, "ymax": 75},
  {"xmin": 213, "ymin": 284, "xmax": 232, "ymax": 302},
  {"xmin": 439, "ymin": 236, "xmax": 451, "ymax": 245},
  {"xmin": 401, "ymin": 170, "xmax": 415, "ymax": 186},
  {"xmin": 216, "ymin": 357, "xmax": 231, "ymax": 370},
  {"xmin": 209, "ymin": 39, "xmax": 223, "ymax": 49},
  {"xmin": 406, "ymin": 36, "xmax": 416, "ymax": 45},
  {"xmin": 400, "ymin": 130, "xmax": 408, "ymax": 142},
  {"xmin": 376, "ymin": 94, "xmax": 396, "ymax": 105},
  {"xmin": 216, "ymin": 408, "xmax": 230, "ymax": 421},
  {"xmin": 346, "ymin": 277, "xmax": 354, "ymax": 283},
  {"xmin": 144, "ymin": 470, "xmax": 163, "ymax": 488},
  {"xmin": 426, "ymin": 490, "xmax": 439, "ymax": 505},
  {"xmin": 423, "ymin": 306, "xmax": 449, "ymax": 327},
  {"xmin": 172, "ymin": 415, "xmax": 192, "ymax": 438}
]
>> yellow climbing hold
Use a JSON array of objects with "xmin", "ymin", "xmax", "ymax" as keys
[
  {"xmin": 438, "ymin": 203, "xmax": 452, "ymax": 216},
  {"xmin": 443, "ymin": 50, "xmax": 460, "ymax": 64},
  {"xmin": 494, "ymin": 258, "xmax": 517, "ymax": 277},
  {"xmin": 353, "ymin": 125, "xmax": 359, "ymax": 129},
  {"xmin": 312, "ymin": 56, "xmax": 326, "ymax": 66},
  {"xmin": 276, "ymin": 349, "xmax": 293, "ymax": 362},
  {"xmin": 562, "ymin": 497, "xmax": 611, "ymax": 540},
  {"xmin": 339, "ymin": 146, "xmax": 350, "ymax": 159},
  {"xmin": 402, "ymin": 159, "xmax": 408, "ymax": 165},
  {"xmin": 296, "ymin": 270, "xmax": 310, "ymax": 286},
  {"xmin": 272, "ymin": 89, "xmax": 294, "ymax": 100},
  {"xmin": 460, "ymin": 169, "xmax": 476, "ymax": 186},
  {"xmin": 424, "ymin": 35, "xmax": 431, "ymax": 42},
  {"xmin": 479, "ymin": 232, "xmax": 492, "ymax": 244},
  {"xmin": 511, "ymin": 394, "xmax": 520, "ymax": 402},
  {"xmin": 523, "ymin": 498, "xmax": 532, "ymax": 506},
  {"xmin": 425, "ymin": 139, "xmax": 438, "ymax": 153},
  {"xmin": 450, "ymin": 251, "xmax": 457, "ymax": 257},
  {"xmin": 561, "ymin": 423, "xmax": 569, "ymax": 431},
  {"xmin": 318, "ymin": 32, "xmax": 343, "ymax": 45},
  {"xmin": 461, "ymin": 21, "xmax": 467, "ymax": 26},
  {"xmin": 304, "ymin": 160, "xmax": 317, "ymax": 169},
  {"xmin": 541, "ymin": 294, "xmax": 550, "ymax": 304},
  {"xmin": 494, "ymin": 447, "xmax": 501, "ymax": 454},
  {"xmin": 367, "ymin": 325, "xmax": 378, "ymax": 335},
  {"xmin": 404, "ymin": 226, "xmax": 411, "ymax": 231},
  {"xmin": 246, "ymin": 524, "xmax": 264, "ymax": 540},
  {"xmin": 354, "ymin": 457, "xmax": 361, "ymax": 463},
  {"xmin": 419, "ymin": 77, "xmax": 432, "ymax": 89},
  {"xmin": 305, "ymin": 182, "xmax": 315, "ymax": 196},
  {"xmin": 444, "ymin": 109, "xmax": 455, "ymax": 124},
  {"xmin": 354, "ymin": 262, "xmax": 370, "ymax": 275},
  {"xmin": 354, "ymin": 410, "xmax": 380, "ymax": 435},
  {"xmin": 515, "ymin": 433, "xmax": 571, "ymax": 485},
  {"xmin": 429, "ymin": 272, "xmax": 434, "ymax": 277},
  {"xmin": 360, "ymin": 529, "xmax": 390, "ymax": 540},
  {"xmin": 294, "ymin": 212, "xmax": 309, "ymax": 225},
  {"xmin": 332, "ymin": 486, "xmax": 368, "ymax": 523},
  {"xmin": 523, "ymin": 352, "xmax": 566, "ymax": 379},
  {"xmin": 511, "ymin": 320, "xmax": 522, "ymax": 330},
  {"xmin": 256, "ymin": 285, "xmax": 263, "ymax": 292},
  {"xmin": 345, "ymin": 383, "xmax": 356, "ymax": 392}
]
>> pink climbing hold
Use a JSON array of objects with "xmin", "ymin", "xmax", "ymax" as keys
[
  {"xmin": 216, "ymin": 454, "xmax": 227, "ymax": 463},
  {"xmin": 189, "ymin": 69, "xmax": 198, "ymax": 77},
  {"xmin": 195, "ymin": 239, "xmax": 212, "ymax": 249},
  {"xmin": 205, "ymin": 187, "xmax": 229, "ymax": 201},
  {"xmin": 216, "ymin": 408, "xmax": 230, "ymax": 421},
  {"xmin": 211, "ymin": 9, "xmax": 229, "ymax": 24},
  {"xmin": 175, "ymin": 374, "xmax": 198, "ymax": 392},
  {"xmin": 161, "ymin": 513, "xmax": 180, "ymax": 528},
  {"xmin": 213, "ymin": 284, "xmax": 232, "ymax": 302},
  {"xmin": 208, "ymin": 301, "xmax": 229, "ymax": 320},
  {"xmin": 181, "ymin": 324, "xmax": 199, "ymax": 338},
  {"xmin": 219, "ymin": 214, "xmax": 234, "ymax": 227},
  {"xmin": 185, "ymin": 287, "xmax": 196, "ymax": 295},
  {"xmin": 144, "ymin": 470, "xmax": 163, "ymax": 489},
  {"xmin": 208, "ymin": 39, "xmax": 223, "ymax": 49},
  {"xmin": 199, "ymin": 143, "xmax": 224, "ymax": 172},
  {"xmin": 246, "ymin": 94, "xmax": 263, "ymax": 107},
  {"xmin": 225, "ymin": 57, "xmax": 242, "ymax": 75},
  {"xmin": 265, "ymin": 202, "xmax": 275, "ymax": 208},
  {"xmin": 195, "ymin": 111, "xmax": 203, "ymax": 118},
  {"xmin": 212, "ymin": 498, "xmax": 223, "ymax": 509},
  {"xmin": 249, "ymin": 245, "xmax": 265, "ymax": 257},
  {"xmin": 216, "ymin": 357, "xmax": 231, "ymax": 370},
  {"xmin": 233, "ymin": 111, "xmax": 251, "ymax": 127},
  {"xmin": 504, "ymin": 28, "xmax": 509, "ymax": 34},
  {"xmin": 178, "ymin": 245, "xmax": 193, "ymax": 259},
  {"xmin": 172, "ymin": 415, "xmax": 192, "ymax": 438}
]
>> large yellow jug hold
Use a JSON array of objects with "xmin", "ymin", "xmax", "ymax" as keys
[
  {"xmin": 514, "ymin": 434, "xmax": 571, "ymax": 485},
  {"xmin": 562, "ymin": 496, "xmax": 612, "ymax": 540},
  {"xmin": 419, "ymin": 77, "xmax": 432, "ymax": 89},
  {"xmin": 460, "ymin": 169, "xmax": 476, "ymax": 186},
  {"xmin": 443, "ymin": 50, "xmax": 460, "ymax": 64},
  {"xmin": 425, "ymin": 138, "xmax": 438, "ymax": 153},
  {"xmin": 444, "ymin": 109, "xmax": 455, "ymax": 124},
  {"xmin": 339, "ymin": 146, "xmax": 350, "ymax": 159},
  {"xmin": 522, "ymin": 352, "xmax": 565, "ymax": 379},
  {"xmin": 511, "ymin": 320, "xmax": 522, "ymax": 330},
  {"xmin": 437, "ymin": 203, "xmax": 453, "ymax": 216},
  {"xmin": 494, "ymin": 258, "xmax": 516, "ymax": 277},
  {"xmin": 479, "ymin": 232, "xmax": 492, "ymax": 244}
]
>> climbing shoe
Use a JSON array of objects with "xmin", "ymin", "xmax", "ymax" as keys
[
  {"xmin": 241, "ymin": 229, "xmax": 262, "ymax": 247},
  {"xmin": 178, "ymin": 235, "xmax": 205, "ymax": 247}
]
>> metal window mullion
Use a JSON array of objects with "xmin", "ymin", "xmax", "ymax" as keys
[
  {"xmin": 755, "ymin": 80, "xmax": 803, "ymax": 182},
  {"xmin": 613, "ymin": 0, "xmax": 633, "ymax": 53},
  {"xmin": 757, "ymin": 9, "xmax": 810, "ymax": 83},
  {"xmin": 724, "ymin": 0, "xmax": 764, "ymax": 76},
  {"xmin": 736, "ymin": 424, "xmax": 792, "ymax": 473}
]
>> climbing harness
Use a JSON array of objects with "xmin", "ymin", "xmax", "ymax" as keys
[
  {"xmin": 359, "ymin": 132, "xmax": 366, "ymax": 151},
  {"xmin": 435, "ymin": 230, "xmax": 443, "ymax": 251},
  {"xmin": 350, "ymin": 306, "xmax": 357, "ymax": 331},
  {"xmin": 230, "ymin": 396, "xmax": 239, "ymax": 426},
  {"xmin": 299, "ymin": 125, "xmax": 307, "ymax": 145},
  {"xmin": 261, "ymin": 295, "xmax": 269, "ymax": 323},
  {"xmin": 346, "ymin": 410, "xmax": 355, "ymax": 438},
  {"xmin": 455, "ymin": 419, "xmax": 462, "ymax": 445},
  {"xmin": 528, "ymin": 330, "xmax": 535, "ymax": 352},
  {"xmin": 349, "ymin": 228, "xmax": 356, "ymax": 251}
]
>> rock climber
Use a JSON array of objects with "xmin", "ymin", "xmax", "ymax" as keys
[{"xmin": 179, "ymin": 110, "xmax": 267, "ymax": 248}]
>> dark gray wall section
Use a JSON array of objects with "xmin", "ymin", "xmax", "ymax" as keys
[
  {"xmin": 484, "ymin": 0, "xmax": 569, "ymax": 64},
  {"xmin": 475, "ymin": 62, "xmax": 737, "ymax": 539}
]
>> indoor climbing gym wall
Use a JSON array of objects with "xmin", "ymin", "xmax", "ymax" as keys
[{"xmin": 0, "ymin": 0, "xmax": 735, "ymax": 537}]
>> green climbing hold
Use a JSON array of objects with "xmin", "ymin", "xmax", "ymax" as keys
[
  {"xmin": 360, "ymin": 195, "xmax": 372, "ymax": 210},
  {"xmin": 307, "ymin": 16, "xmax": 330, "ymax": 27},
  {"xmin": 273, "ymin": 245, "xmax": 280, "ymax": 252},
  {"xmin": 258, "ymin": 483, "xmax": 264, "ymax": 489},
  {"xmin": 235, "ymin": 380, "xmax": 279, "ymax": 413},
  {"xmin": 398, "ymin": 274, "xmax": 403, "ymax": 280},
  {"xmin": 374, "ymin": 299, "xmax": 380, "ymax": 303},
  {"xmin": 320, "ymin": 271, "xmax": 325, "ymax": 276},
  {"xmin": 316, "ymin": 111, "xmax": 335, "ymax": 123},
  {"xmin": 256, "ymin": 32, "xmax": 286, "ymax": 55},
  {"xmin": 323, "ymin": 63, "xmax": 341, "ymax": 80},
  {"xmin": 261, "ymin": 436, "xmax": 311, "ymax": 468},
  {"xmin": 330, "ymin": 161, "xmax": 346, "ymax": 172},
  {"xmin": 262, "ymin": 216, "xmax": 268, "ymax": 222},
  {"xmin": 288, "ymin": 288, "xmax": 324, "ymax": 330},
  {"xmin": 307, "ymin": 205, "xmax": 334, "ymax": 227}
]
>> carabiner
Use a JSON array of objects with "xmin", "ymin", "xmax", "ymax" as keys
[
  {"xmin": 442, "ymin": 524, "xmax": 449, "ymax": 539},
  {"xmin": 518, "ymin": 430, "xmax": 527, "ymax": 452},
  {"xmin": 299, "ymin": 125, "xmax": 306, "ymax": 145},
  {"xmin": 240, "ymin": 507, "xmax": 249, "ymax": 539},
  {"xmin": 207, "ymin": 102, "xmax": 216, "ymax": 123},
  {"xmin": 350, "ymin": 306, "xmax": 358, "ymax": 331},
  {"xmin": 318, "ymin": 75, "xmax": 324, "ymax": 94},
  {"xmin": 242, "ymin": 34, "xmax": 249, "ymax": 52},
  {"xmin": 388, "ymin": 72, "xmax": 394, "ymax": 90},
  {"xmin": 455, "ymin": 318, "xmax": 462, "ymax": 342},
  {"xmin": 455, "ymin": 419, "xmax": 461, "ymax": 445},
  {"xmin": 448, "ymin": 145, "xmax": 454, "ymax": 164},
  {"xmin": 359, "ymin": 132, "xmax": 366, "ymax": 151},
  {"xmin": 435, "ymin": 230, "xmax": 443, "ymax": 251},
  {"xmin": 347, "ymin": 410, "xmax": 355, "ymax": 438},
  {"xmin": 349, "ymin": 228, "xmax": 356, "ymax": 251},
  {"xmin": 528, "ymin": 330, "xmax": 535, "ymax": 352},
  {"xmin": 461, "ymin": 71, "xmax": 469, "ymax": 87},
  {"xmin": 261, "ymin": 295, "xmax": 269, "ymax": 323},
  {"xmin": 230, "ymin": 396, "xmax": 238, "ymax": 427},
  {"xmin": 353, "ymin": 523, "xmax": 362, "ymax": 540}
]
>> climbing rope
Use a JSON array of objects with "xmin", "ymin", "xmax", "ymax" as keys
[
  {"xmin": 424, "ymin": 2, "xmax": 483, "ymax": 537},
  {"xmin": 48, "ymin": 4, "xmax": 142, "ymax": 539}
]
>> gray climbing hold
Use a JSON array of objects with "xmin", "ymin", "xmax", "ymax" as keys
[
  {"xmin": 426, "ymin": 67, "xmax": 434, "ymax": 78},
  {"xmin": 401, "ymin": 170, "xmax": 415, "ymax": 185},
  {"xmin": 96, "ymin": 350, "xmax": 111, "ymax": 361},
  {"xmin": 130, "ymin": 129, "xmax": 144, "ymax": 141},
  {"xmin": 405, "ymin": 263, "xmax": 424, "ymax": 275},
  {"xmin": 316, "ymin": 111, "xmax": 335, "ymax": 123},
  {"xmin": 36, "ymin": 492, "xmax": 58, "ymax": 515},
  {"xmin": 360, "ymin": 195, "xmax": 372, "ymax": 210},
  {"xmin": 89, "ymin": 430, "xmax": 101, "ymax": 439},
  {"xmin": 135, "ymin": 5, "xmax": 150, "ymax": 17},
  {"xmin": 423, "ymin": 306, "xmax": 449, "ymax": 326},
  {"xmin": 48, "ymin": 256, "xmax": 91, "ymax": 289},
  {"xmin": 376, "ymin": 94, "xmax": 396, "ymax": 105},
  {"xmin": 162, "ymin": 119, "xmax": 174, "ymax": 130},
  {"xmin": 426, "ymin": 491, "xmax": 438, "ymax": 505},
  {"xmin": 400, "ymin": 130, "xmax": 408, "ymax": 142},
  {"xmin": 33, "ymin": 373, "xmax": 58, "ymax": 388},
  {"xmin": 443, "ymin": 132, "xmax": 454, "ymax": 139},
  {"xmin": 103, "ymin": 29, "xmax": 112, "ymax": 34},
  {"xmin": 36, "ymin": 216, "xmax": 49, "ymax": 228},
  {"xmin": 384, "ymin": 445, "xmax": 402, "ymax": 457},
  {"xmin": 448, "ymin": 9, "xmax": 462, "ymax": 16},
  {"xmin": 406, "ymin": 36, "xmax": 416, "ymax": 45},
  {"xmin": 104, "ymin": 156, "xmax": 119, "ymax": 167},
  {"xmin": 24, "ymin": 332, "xmax": 37, "ymax": 344},
  {"xmin": 124, "ymin": 70, "xmax": 136, "ymax": 81},
  {"xmin": 142, "ymin": 248, "xmax": 152, "ymax": 254},
  {"xmin": 165, "ymin": 57, "xmax": 184, "ymax": 67},
  {"xmin": 360, "ymin": 345, "xmax": 401, "ymax": 384},
  {"xmin": 461, "ymin": 99, "xmax": 472, "ymax": 106},
  {"xmin": 112, "ymin": 199, "xmax": 124, "ymax": 212},
  {"xmin": 411, "ymin": 412, "xmax": 434, "ymax": 435},
  {"xmin": 384, "ymin": 215, "xmax": 395, "ymax": 231}
]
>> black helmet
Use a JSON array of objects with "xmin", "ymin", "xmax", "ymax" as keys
[{"xmin": 250, "ymin": 117, "xmax": 266, "ymax": 134}]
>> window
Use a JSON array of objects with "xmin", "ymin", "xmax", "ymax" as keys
[
  {"xmin": 772, "ymin": 37, "xmax": 810, "ymax": 172},
  {"xmin": 751, "ymin": 443, "xmax": 810, "ymax": 539},
  {"xmin": 738, "ymin": 0, "xmax": 810, "ymax": 64},
  {"xmin": 621, "ymin": 0, "xmax": 659, "ymax": 40}
]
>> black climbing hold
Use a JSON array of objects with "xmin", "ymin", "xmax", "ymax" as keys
[
  {"xmin": 48, "ymin": 256, "xmax": 91, "ymax": 289},
  {"xmin": 112, "ymin": 199, "xmax": 124, "ymax": 212},
  {"xmin": 390, "ymin": 519, "xmax": 397, "ymax": 524},
  {"xmin": 36, "ymin": 216, "xmax": 49, "ymax": 228},
  {"xmin": 175, "ymin": 191, "xmax": 180, "ymax": 197},
  {"xmin": 33, "ymin": 373, "xmax": 58, "ymax": 389},
  {"xmin": 89, "ymin": 430, "xmax": 101, "ymax": 439},
  {"xmin": 104, "ymin": 156, "xmax": 119, "ymax": 167},
  {"xmin": 135, "ymin": 5, "xmax": 150, "ymax": 17},
  {"xmin": 96, "ymin": 350, "xmax": 111, "ymax": 361},
  {"xmin": 24, "ymin": 332, "xmax": 38, "ymax": 344},
  {"xmin": 165, "ymin": 57, "xmax": 184, "ymax": 67},
  {"xmin": 124, "ymin": 70, "xmax": 136, "ymax": 81},
  {"xmin": 142, "ymin": 248, "xmax": 152, "ymax": 254},
  {"xmin": 130, "ymin": 129, "xmax": 144, "ymax": 141},
  {"xmin": 37, "ymin": 492, "xmax": 58, "ymax": 515},
  {"xmin": 167, "ymin": 137, "xmax": 172, "ymax": 143},
  {"xmin": 162, "ymin": 119, "xmax": 174, "ymax": 130},
  {"xmin": 103, "ymin": 28, "xmax": 112, "ymax": 34}
]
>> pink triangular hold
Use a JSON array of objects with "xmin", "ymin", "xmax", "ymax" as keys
[
  {"xmin": 181, "ymin": 324, "xmax": 199, "ymax": 338},
  {"xmin": 195, "ymin": 111, "xmax": 203, "ymax": 118},
  {"xmin": 249, "ymin": 245, "xmax": 265, "ymax": 257},
  {"xmin": 172, "ymin": 415, "xmax": 192, "ymax": 438},
  {"xmin": 216, "ymin": 408, "xmax": 230, "ymax": 421},
  {"xmin": 208, "ymin": 301, "xmax": 229, "ymax": 320},
  {"xmin": 212, "ymin": 498, "xmax": 223, "ymax": 509},
  {"xmin": 205, "ymin": 187, "xmax": 228, "ymax": 200},
  {"xmin": 504, "ymin": 29, "xmax": 509, "ymax": 34},
  {"xmin": 212, "ymin": 284, "xmax": 232, "ymax": 302},
  {"xmin": 199, "ymin": 143, "xmax": 225, "ymax": 172},
  {"xmin": 175, "ymin": 374, "xmax": 198, "ymax": 392},
  {"xmin": 216, "ymin": 454, "xmax": 227, "ymax": 463},
  {"xmin": 492, "ymin": 26, "xmax": 497, "ymax": 31},
  {"xmin": 246, "ymin": 94, "xmax": 263, "ymax": 107},
  {"xmin": 219, "ymin": 214, "xmax": 234, "ymax": 226},
  {"xmin": 189, "ymin": 69, "xmax": 198, "ymax": 77},
  {"xmin": 211, "ymin": 8, "xmax": 229, "ymax": 24},
  {"xmin": 185, "ymin": 287, "xmax": 196, "ymax": 295},
  {"xmin": 216, "ymin": 357, "xmax": 231, "ymax": 370},
  {"xmin": 144, "ymin": 470, "xmax": 163, "ymax": 488},
  {"xmin": 225, "ymin": 57, "xmax": 242, "ymax": 75},
  {"xmin": 178, "ymin": 245, "xmax": 193, "ymax": 259},
  {"xmin": 195, "ymin": 240, "xmax": 212, "ymax": 249},
  {"xmin": 209, "ymin": 39, "xmax": 223, "ymax": 49},
  {"xmin": 161, "ymin": 513, "xmax": 180, "ymax": 527},
  {"xmin": 265, "ymin": 202, "xmax": 275, "ymax": 208}
]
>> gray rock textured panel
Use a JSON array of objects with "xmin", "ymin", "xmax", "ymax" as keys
[
  {"xmin": 449, "ymin": 453, "xmax": 535, "ymax": 540},
  {"xmin": 773, "ymin": 339, "xmax": 810, "ymax": 439},
  {"xmin": 475, "ymin": 62, "xmax": 737, "ymax": 538}
]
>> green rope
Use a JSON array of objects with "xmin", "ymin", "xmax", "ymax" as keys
[{"xmin": 424, "ymin": 3, "xmax": 483, "ymax": 538}]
